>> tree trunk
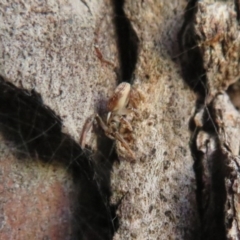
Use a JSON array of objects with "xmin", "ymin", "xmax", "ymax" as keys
[{"xmin": 0, "ymin": 0, "xmax": 239, "ymax": 239}]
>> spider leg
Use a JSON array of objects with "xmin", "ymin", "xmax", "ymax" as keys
[
  {"xmin": 113, "ymin": 131, "xmax": 135, "ymax": 159},
  {"xmin": 95, "ymin": 114, "xmax": 115, "ymax": 140},
  {"xmin": 79, "ymin": 114, "xmax": 95, "ymax": 148},
  {"xmin": 119, "ymin": 116, "xmax": 133, "ymax": 131},
  {"xmin": 96, "ymin": 114, "xmax": 135, "ymax": 159}
]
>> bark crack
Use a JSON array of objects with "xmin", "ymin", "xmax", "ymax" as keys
[
  {"xmin": 179, "ymin": 1, "xmax": 240, "ymax": 239},
  {"xmin": 112, "ymin": 0, "xmax": 139, "ymax": 84}
]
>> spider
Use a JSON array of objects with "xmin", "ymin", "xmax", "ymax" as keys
[{"xmin": 80, "ymin": 82, "xmax": 142, "ymax": 160}]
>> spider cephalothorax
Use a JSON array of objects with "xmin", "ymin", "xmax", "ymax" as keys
[{"xmin": 80, "ymin": 82, "xmax": 142, "ymax": 160}]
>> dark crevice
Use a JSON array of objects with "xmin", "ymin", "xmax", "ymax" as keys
[
  {"xmin": 202, "ymin": 147, "xmax": 227, "ymax": 240},
  {"xmin": 190, "ymin": 126, "xmax": 204, "ymax": 220},
  {"xmin": 190, "ymin": 103, "xmax": 227, "ymax": 240},
  {"xmin": 112, "ymin": 0, "xmax": 139, "ymax": 84},
  {"xmin": 235, "ymin": 0, "xmax": 240, "ymax": 22},
  {"xmin": 85, "ymin": 1, "xmax": 142, "ymax": 238},
  {"xmin": 178, "ymin": 0, "xmax": 208, "ymax": 100},
  {"xmin": 179, "ymin": 1, "xmax": 228, "ymax": 239},
  {"xmin": 0, "ymin": 76, "xmax": 115, "ymax": 240},
  {"xmin": 92, "ymin": 99, "xmax": 120, "ymax": 239}
]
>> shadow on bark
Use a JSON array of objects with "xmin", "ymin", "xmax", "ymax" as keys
[{"xmin": 0, "ymin": 76, "xmax": 117, "ymax": 240}]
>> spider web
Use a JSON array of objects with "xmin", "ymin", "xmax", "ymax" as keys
[
  {"xmin": 2, "ymin": 0, "xmax": 238, "ymax": 239},
  {"xmin": 0, "ymin": 77, "xmax": 118, "ymax": 239},
  {"xmin": 0, "ymin": 1, "xmax": 197, "ymax": 239},
  {"xmin": 0, "ymin": 0, "xmax": 121, "ymax": 238}
]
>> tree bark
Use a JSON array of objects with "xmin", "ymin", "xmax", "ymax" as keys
[
  {"xmin": 179, "ymin": 1, "xmax": 240, "ymax": 239},
  {"xmin": 0, "ymin": 0, "xmax": 239, "ymax": 239}
]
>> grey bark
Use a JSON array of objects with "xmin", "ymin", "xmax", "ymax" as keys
[
  {"xmin": 0, "ymin": 0, "xmax": 239, "ymax": 239},
  {"xmin": 180, "ymin": 0, "xmax": 240, "ymax": 239}
]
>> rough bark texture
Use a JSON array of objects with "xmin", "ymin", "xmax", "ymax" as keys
[
  {"xmin": 0, "ymin": 0, "xmax": 118, "ymax": 239},
  {"xmin": 1, "ymin": 0, "xmax": 240, "ymax": 239},
  {"xmin": 111, "ymin": 1, "xmax": 199, "ymax": 239},
  {"xmin": 179, "ymin": 0, "xmax": 240, "ymax": 239}
]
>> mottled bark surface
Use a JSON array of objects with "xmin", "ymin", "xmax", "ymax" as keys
[
  {"xmin": 111, "ymin": 1, "xmax": 199, "ymax": 239},
  {"xmin": 1, "ymin": 0, "xmax": 240, "ymax": 239},
  {"xmin": 0, "ymin": 0, "xmax": 117, "ymax": 239},
  {"xmin": 180, "ymin": 0, "xmax": 240, "ymax": 239}
]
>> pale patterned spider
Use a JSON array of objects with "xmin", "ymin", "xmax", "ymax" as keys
[{"xmin": 80, "ymin": 82, "xmax": 142, "ymax": 160}]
